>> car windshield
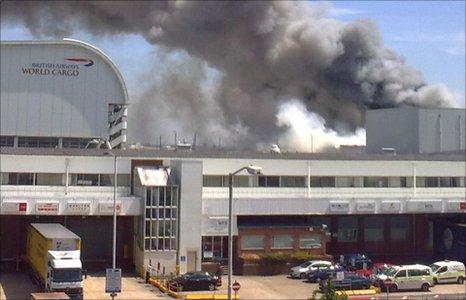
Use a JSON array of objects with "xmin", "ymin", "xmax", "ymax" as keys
[
  {"xmin": 53, "ymin": 268, "xmax": 82, "ymax": 283},
  {"xmin": 385, "ymin": 268, "xmax": 398, "ymax": 276},
  {"xmin": 430, "ymin": 264, "xmax": 441, "ymax": 272},
  {"xmin": 300, "ymin": 262, "xmax": 311, "ymax": 268}
]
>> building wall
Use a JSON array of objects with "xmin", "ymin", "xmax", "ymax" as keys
[
  {"xmin": 366, "ymin": 107, "xmax": 465, "ymax": 154},
  {"xmin": 0, "ymin": 39, "xmax": 127, "ymax": 139}
]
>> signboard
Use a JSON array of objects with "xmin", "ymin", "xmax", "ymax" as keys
[
  {"xmin": 99, "ymin": 202, "xmax": 122, "ymax": 214},
  {"xmin": 406, "ymin": 200, "xmax": 442, "ymax": 213},
  {"xmin": 356, "ymin": 201, "xmax": 375, "ymax": 212},
  {"xmin": 447, "ymin": 200, "xmax": 466, "ymax": 212},
  {"xmin": 67, "ymin": 201, "xmax": 91, "ymax": 214},
  {"xmin": 208, "ymin": 217, "xmax": 228, "ymax": 234},
  {"xmin": 1, "ymin": 202, "xmax": 27, "ymax": 214},
  {"xmin": 336, "ymin": 271, "xmax": 345, "ymax": 281},
  {"xmin": 329, "ymin": 201, "xmax": 350, "ymax": 213},
  {"xmin": 380, "ymin": 201, "xmax": 401, "ymax": 213},
  {"xmin": 52, "ymin": 239, "xmax": 76, "ymax": 251},
  {"xmin": 105, "ymin": 268, "xmax": 122, "ymax": 293},
  {"xmin": 36, "ymin": 202, "xmax": 59, "ymax": 214},
  {"xmin": 232, "ymin": 281, "xmax": 241, "ymax": 292}
]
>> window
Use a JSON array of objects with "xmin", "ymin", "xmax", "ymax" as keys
[
  {"xmin": 258, "ymin": 176, "xmax": 280, "ymax": 187},
  {"xmin": 364, "ymin": 216, "xmax": 384, "ymax": 242},
  {"xmin": 299, "ymin": 235, "xmax": 322, "ymax": 249},
  {"xmin": 0, "ymin": 136, "xmax": 14, "ymax": 147},
  {"xmin": 390, "ymin": 216, "xmax": 410, "ymax": 241},
  {"xmin": 36, "ymin": 173, "xmax": 63, "ymax": 186},
  {"xmin": 335, "ymin": 177, "xmax": 358, "ymax": 187},
  {"xmin": 202, "ymin": 175, "xmax": 249, "ymax": 187},
  {"xmin": 425, "ymin": 177, "xmax": 439, "ymax": 187},
  {"xmin": 75, "ymin": 174, "xmax": 99, "ymax": 186},
  {"xmin": 203, "ymin": 176, "xmax": 223, "ymax": 187},
  {"xmin": 395, "ymin": 270, "xmax": 407, "ymax": 278},
  {"xmin": 18, "ymin": 137, "xmax": 58, "ymax": 148},
  {"xmin": 62, "ymin": 138, "xmax": 94, "ymax": 149},
  {"xmin": 202, "ymin": 236, "xmax": 228, "ymax": 261},
  {"xmin": 388, "ymin": 177, "xmax": 408, "ymax": 187},
  {"xmin": 338, "ymin": 217, "xmax": 358, "ymax": 242},
  {"xmin": 7, "ymin": 173, "xmax": 34, "ymax": 185},
  {"xmin": 437, "ymin": 267, "xmax": 447, "ymax": 274},
  {"xmin": 281, "ymin": 176, "xmax": 306, "ymax": 187},
  {"xmin": 241, "ymin": 235, "xmax": 264, "ymax": 250},
  {"xmin": 310, "ymin": 177, "xmax": 335, "ymax": 187},
  {"xmin": 364, "ymin": 177, "xmax": 388, "ymax": 187},
  {"xmin": 271, "ymin": 235, "xmax": 293, "ymax": 249}
]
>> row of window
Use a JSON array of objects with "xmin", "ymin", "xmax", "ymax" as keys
[
  {"xmin": 0, "ymin": 136, "xmax": 97, "ymax": 149},
  {"xmin": 337, "ymin": 215, "xmax": 410, "ymax": 242},
  {"xmin": 203, "ymin": 175, "xmax": 465, "ymax": 188},
  {"xmin": 0, "ymin": 173, "xmax": 130, "ymax": 186},
  {"xmin": 241, "ymin": 234, "xmax": 322, "ymax": 250}
]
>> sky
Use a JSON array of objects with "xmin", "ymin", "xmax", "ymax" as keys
[{"xmin": 1, "ymin": 1, "xmax": 465, "ymax": 107}]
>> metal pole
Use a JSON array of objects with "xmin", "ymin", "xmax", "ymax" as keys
[
  {"xmin": 228, "ymin": 173, "xmax": 233, "ymax": 300},
  {"xmin": 113, "ymin": 155, "xmax": 117, "ymax": 269}
]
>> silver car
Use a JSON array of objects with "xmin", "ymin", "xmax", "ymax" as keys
[{"xmin": 289, "ymin": 260, "xmax": 332, "ymax": 279}]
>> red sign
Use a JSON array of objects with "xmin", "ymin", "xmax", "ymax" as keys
[
  {"xmin": 460, "ymin": 202, "xmax": 466, "ymax": 210},
  {"xmin": 232, "ymin": 281, "xmax": 241, "ymax": 292},
  {"xmin": 18, "ymin": 203, "xmax": 27, "ymax": 212},
  {"xmin": 384, "ymin": 278, "xmax": 393, "ymax": 287}
]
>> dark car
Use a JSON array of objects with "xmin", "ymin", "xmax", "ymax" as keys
[
  {"xmin": 320, "ymin": 272, "xmax": 372, "ymax": 291},
  {"xmin": 308, "ymin": 265, "xmax": 345, "ymax": 283},
  {"xmin": 341, "ymin": 253, "xmax": 373, "ymax": 271},
  {"xmin": 168, "ymin": 272, "xmax": 221, "ymax": 292}
]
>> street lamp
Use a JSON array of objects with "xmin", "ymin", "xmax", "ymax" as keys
[
  {"xmin": 104, "ymin": 150, "xmax": 118, "ymax": 299},
  {"xmin": 228, "ymin": 165, "xmax": 262, "ymax": 300}
]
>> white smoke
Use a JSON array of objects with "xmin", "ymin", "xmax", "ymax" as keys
[{"xmin": 277, "ymin": 101, "xmax": 366, "ymax": 152}]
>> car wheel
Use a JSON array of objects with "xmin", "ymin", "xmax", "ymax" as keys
[
  {"xmin": 300, "ymin": 273, "xmax": 307, "ymax": 279},
  {"xmin": 209, "ymin": 284, "xmax": 216, "ymax": 291},
  {"xmin": 389, "ymin": 284, "xmax": 397, "ymax": 293},
  {"xmin": 421, "ymin": 283, "xmax": 430, "ymax": 292},
  {"xmin": 457, "ymin": 277, "xmax": 464, "ymax": 284}
]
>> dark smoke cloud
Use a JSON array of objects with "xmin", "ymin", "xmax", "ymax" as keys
[{"xmin": 1, "ymin": 1, "xmax": 457, "ymax": 147}]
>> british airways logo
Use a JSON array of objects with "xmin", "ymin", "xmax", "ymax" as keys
[{"xmin": 65, "ymin": 57, "xmax": 94, "ymax": 67}]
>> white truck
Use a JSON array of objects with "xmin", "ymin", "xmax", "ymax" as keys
[{"xmin": 27, "ymin": 224, "xmax": 84, "ymax": 300}]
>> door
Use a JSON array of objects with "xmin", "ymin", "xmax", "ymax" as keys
[
  {"xmin": 187, "ymin": 251, "xmax": 197, "ymax": 272},
  {"xmin": 395, "ymin": 270, "xmax": 409, "ymax": 290},
  {"xmin": 436, "ymin": 266, "xmax": 448, "ymax": 283}
]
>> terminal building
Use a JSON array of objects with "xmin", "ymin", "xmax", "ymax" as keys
[{"xmin": 1, "ymin": 39, "xmax": 465, "ymax": 276}]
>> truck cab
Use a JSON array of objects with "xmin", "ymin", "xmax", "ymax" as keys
[{"xmin": 46, "ymin": 251, "xmax": 83, "ymax": 299}]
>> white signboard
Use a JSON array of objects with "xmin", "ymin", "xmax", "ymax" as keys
[
  {"xmin": 447, "ymin": 200, "xmax": 466, "ymax": 212},
  {"xmin": 67, "ymin": 201, "xmax": 91, "ymax": 214},
  {"xmin": 52, "ymin": 239, "xmax": 76, "ymax": 251},
  {"xmin": 36, "ymin": 202, "xmax": 59, "ymax": 214},
  {"xmin": 1, "ymin": 202, "xmax": 27, "ymax": 214},
  {"xmin": 329, "ymin": 202, "xmax": 350, "ymax": 213},
  {"xmin": 99, "ymin": 202, "xmax": 122, "ymax": 214},
  {"xmin": 380, "ymin": 201, "xmax": 401, "ymax": 213},
  {"xmin": 105, "ymin": 268, "xmax": 122, "ymax": 293},
  {"xmin": 208, "ymin": 217, "xmax": 228, "ymax": 233},
  {"xmin": 406, "ymin": 200, "xmax": 442, "ymax": 213},
  {"xmin": 356, "ymin": 201, "xmax": 376, "ymax": 212}
]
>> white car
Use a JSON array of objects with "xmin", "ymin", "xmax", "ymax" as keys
[
  {"xmin": 376, "ymin": 264, "xmax": 434, "ymax": 292},
  {"xmin": 289, "ymin": 260, "xmax": 332, "ymax": 279},
  {"xmin": 430, "ymin": 260, "xmax": 465, "ymax": 284}
]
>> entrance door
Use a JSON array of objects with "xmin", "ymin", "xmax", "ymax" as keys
[{"xmin": 187, "ymin": 251, "xmax": 197, "ymax": 272}]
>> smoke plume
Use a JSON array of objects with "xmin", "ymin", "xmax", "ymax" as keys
[{"xmin": 1, "ymin": 1, "xmax": 458, "ymax": 150}]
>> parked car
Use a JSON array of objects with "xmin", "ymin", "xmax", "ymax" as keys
[
  {"xmin": 308, "ymin": 264, "xmax": 345, "ymax": 283},
  {"xmin": 289, "ymin": 260, "xmax": 333, "ymax": 279},
  {"xmin": 341, "ymin": 253, "xmax": 373, "ymax": 272},
  {"xmin": 430, "ymin": 260, "xmax": 465, "ymax": 284},
  {"xmin": 375, "ymin": 264, "xmax": 433, "ymax": 292},
  {"xmin": 320, "ymin": 271, "xmax": 372, "ymax": 290},
  {"xmin": 168, "ymin": 272, "xmax": 221, "ymax": 292}
]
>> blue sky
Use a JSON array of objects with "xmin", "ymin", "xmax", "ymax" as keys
[{"xmin": 1, "ymin": 1, "xmax": 464, "ymax": 106}]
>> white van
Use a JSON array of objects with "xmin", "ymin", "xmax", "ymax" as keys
[
  {"xmin": 430, "ymin": 260, "xmax": 465, "ymax": 284},
  {"xmin": 377, "ymin": 264, "xmax": 434, "ymax": 292}
]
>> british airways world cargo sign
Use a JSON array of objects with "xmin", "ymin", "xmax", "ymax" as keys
[{"xmin": 21, "ymin": 58, "xmax": 94, "ymax": 77}]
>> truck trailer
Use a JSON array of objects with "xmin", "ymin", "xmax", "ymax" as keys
[{"xmin": 27, "ymin": 223, "xmax": 83, "ymax": 300}]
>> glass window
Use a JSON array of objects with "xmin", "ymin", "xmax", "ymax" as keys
[
  {"xmin": 203, "ymin": 175, "xmax": 223, "ymax": 187},
  {"xmin": 364, "ymin": 216, "xmax": 384, "ymax": 242},
  {"xmin": 299, "ymin": 235, "xmax": 322, "ymax": 249},
  {"xmin": 281, "ymin": 176, "xmax": 306, "ymax": 187},
  {"xmin": 75, "ymin": 174, "xmax": 98, "ymax": 186},
  {"xmin": 0, "ymin": 136, "xmax": 14, "ymax": 147},
  {"xmin": 241, "ymin": 235, "xmax": 265, "ymax": 250},
  {"xmin": 390, "ymin": 216, "xmax": 410, "ymax": 241},
  {"xmin": 99, "ymin": 174, "xmax": 113, "ymax": 186},
  {"xmin": 396, "ymin": 270, "xmax": 407, "ymax": 278},
  {"xmin": 364, "ymin": 177, "xmax": 388, "ymax": 187},
  {"xmin": 336, "ymin": 177, "xmax": 357, "ymax": 187},
  {"xmin": 258, "ymin": 176, "xmax": 280, "ymax": 187},
  {"xmin": 271, "ymin": 235, "xmax": 293, "ymax": 249},
  {"xmin": 117, "ymin": 174, "xmax": 130, "ymax": 186},
  {"xmin": 310, "ymin": 177, "xmax": 335, "ymax": 187},
  {"xmin": 233, "ymin": 176, "xmax": 249, "ymax": 187},
  {"xmin": 35, "ymin": 173, "xmax": 63, "ymax": 186},
  {"xmin": 8, "ymin": 173, "xmax": 34, "ymax": 185},
  {"xmin": 338, "ymin": 217, "xmax": 358, "ymax": 242},
  {"xmin": 425, "ymin": 177, "xmax": 439, "ymax": 187}
]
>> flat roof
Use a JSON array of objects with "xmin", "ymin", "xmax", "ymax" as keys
[
  {"xmin": 31, "ymin": 223, "xmax": 80, "ymax": 240},
  {"xmin": 1, "ymin": 147, "xmax": 464, "ymax": 161}
]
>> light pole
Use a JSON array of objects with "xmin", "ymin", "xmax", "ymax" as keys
[
  {"xmin": 105, "ymin": 151, "xmax": 118, "ymax": 299},
  {"xmin": 228, "ymin": 165, "xmax": 262, "ymax": 300}
]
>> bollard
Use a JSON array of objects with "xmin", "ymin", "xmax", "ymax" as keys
[{"xmin": 146, "ymin": 270, "xmax": 150, "ymax": 283}]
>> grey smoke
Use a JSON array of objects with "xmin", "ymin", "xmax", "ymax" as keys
[{"xmin": 1, "ymin": 1, "xmax": 457, "ymax": 148}]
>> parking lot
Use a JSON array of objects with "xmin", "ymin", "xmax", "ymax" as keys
[{"xmin": 1, "ymin": 272, "xmax": 464, "ymax": 299}]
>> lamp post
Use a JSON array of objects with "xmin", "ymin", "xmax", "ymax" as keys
[
  {"xmin": 228, "ymin": 165, "xmax": 262, "ymax": 300},
  {"xmin": 105, "ymin": 151, "xmax": 118, "ymax": 299}
]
